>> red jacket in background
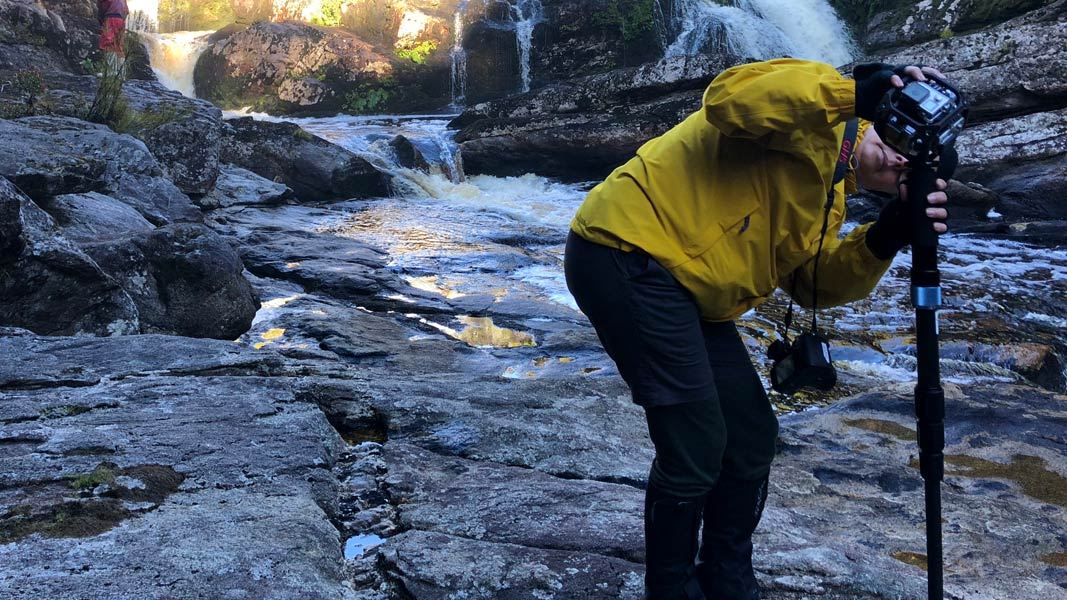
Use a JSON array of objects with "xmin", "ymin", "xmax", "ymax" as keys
[{"xmin": 97, "ymin": 0, "xmax": 129, "ymax": 22}]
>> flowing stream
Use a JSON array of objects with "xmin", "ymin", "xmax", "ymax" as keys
[
  {"xmin": 236, "ymin": 115, "xmax": 1067, "ymax": 398},
  {"xmin": 139, "ymin": 3, "xmax": 1065, "ymax": 398}
]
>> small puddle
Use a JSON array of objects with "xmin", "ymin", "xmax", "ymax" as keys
[
  {"xmin": 405, "ymin": 275, "xmax": 465, "ymax": 299},
  {"xmin": 1040, "ymin": 552, "xmax": 1067, "ymax": 567},
  {"xmin": 416, "ymin": 315, "xmax": 536, "ymax": 349},
  {"xmin": 253, "ymin": 328, "xmax": 286, "ymax": 350},
  {"xmin": 892, "ymin": 551, "xmax": 928, "ymax": 571},
  {"xmin": 908, "ymin": 454, "xmax": 1067, "ymax": 507},
  {"xmin": 844, "ymin": 418, "xmax": 915, "ymax": 442},
  {"xmin": 344, "ymin": 533, "xmax": 384, "ymax": 560}
]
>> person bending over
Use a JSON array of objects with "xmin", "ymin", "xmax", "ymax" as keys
[{"xmin": 564, "ymin": 59, "xmax": 952, "ymax": 600}]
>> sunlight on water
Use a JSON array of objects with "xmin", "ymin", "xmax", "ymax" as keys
[
  {"xmin": 139, "ymin": 31, "xmax": 214, "ymax": 97},
  {"xmin": 218, "ymin": 111, "xmax": 1064, "ymax": 391},
  {"xmin": 414, "ymin": 315, "xmax": 536, "ymax": 349},
  {"xmin": 405, "ymin": 275, "xmax": 466, "ymax": 299},
  {"xmin": 344, "ymin": 534, "xmax": 383, "ymax": 560}
]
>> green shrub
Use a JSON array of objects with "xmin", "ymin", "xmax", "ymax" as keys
[
  {"xmin": 158, "ymin": 0, "xmax": 234, "ymax": 32},
  {"xmin": 592, "ymin": 0, "xmax": 656, "ymax": 42},
  {"xmin": 343, "ymin": 82, "xmax": 394, "ymax": 114},
  {"xmin": 310, "ymin": 0, "xmax": 346, "ymax": 27},
  {"xmin": 395, "ymin": 40, "xmax": 438, "ymax": 64}
]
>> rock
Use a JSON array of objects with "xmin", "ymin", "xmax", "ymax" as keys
[
  {"xmin": 6, "ymin": 72, "xmax": 224, "ymax": 195},
  {"xmin": 379, "ymin": 530, "xmax": 645, "ymax": 599},
  {"xmin": 767, "ymin": 385, "xmax": 1067, "ymax": 599},
  {"xmin": 389, "ymin": 133, "xmax": 464, "ymax": 183},
  {"xmin": 206, "ymin": 203, "xmax": 450, "ymax": 313},
  {"xmin": 533, "ymin": 0, "xmax": 663, "ymax": 81},
  {"xmin": 0, "ymin": 176, "xmax": 140, "ymax": 336},
  {"xmin": 972, "ymin": 154, "xmax": 1067, "ymax": 222},
  {"xmin": 872, "ymin": 1, "xmax": 1067, "ymax": 123},
  {"xmin": 83, "ymin": 223, "xmax": 259, "ymax": 340},
  {"xmin": 0, "ymin": 0, "xmax": 82, "ymax": 74},
  {"xmin": 37, "ymin": 191, "xmax": 154, "ymax": 243},
  {"xmin": 220, "ymin": 117, "xmax": 389, "ymax": 202},
  {"xmin": 0, "ymin": 116, "xmax": 202, "ymax": 225},
  {"xmin": 194, "ymin": 20, "xmax": 449, "ymax": 115},
  {"xmin": 954, "ymin": 108, "xmax": 1067, "ymax": 221},
  {"xmin": 843, "ymin": 0, "xmax": 1052, "ymax": 53},
  {"xmin": 119, "ymin": 78, "xmax": 223, "ymax": 195},
  {"xmin": 199, "ymin": 163, "xmax": 294, "ymax": 210},
  {"xmin": 0, "ymin": 331, "xmax": 348, "ymax": 599},
  {"xmin": 382, "ymin": 442, "xmax": 644, "ymax": 561},
  {"xmin": 452, "ymin": 54, "xmax": 734, "ymax": 181}
]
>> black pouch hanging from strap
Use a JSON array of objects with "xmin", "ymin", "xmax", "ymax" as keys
[{"xmin": 768, "ymin": 119, "xmax": 859, "ymax": 395}]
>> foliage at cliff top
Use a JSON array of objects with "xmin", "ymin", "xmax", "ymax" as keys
[{"xmin": 158, "ymin": 0, "xmax": 235, "ymax": 32}]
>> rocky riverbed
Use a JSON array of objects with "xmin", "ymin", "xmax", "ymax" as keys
[{"xmin": 2, "ymin": 0, "xmax": 1067, "ymax": 598}]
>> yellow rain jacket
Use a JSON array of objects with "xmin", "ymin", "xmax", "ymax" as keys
[{"xmin": 570, "ymin": 58, "xmax": 893, "ymax": 322}]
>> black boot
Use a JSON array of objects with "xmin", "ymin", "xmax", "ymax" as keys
[
  {"xmin": 644, "ymin": 481, "xmax": 706, "ymax": 600},
  {"xmin": 696, "ymin": 473, "xmax": 768, "ymax": 600}
]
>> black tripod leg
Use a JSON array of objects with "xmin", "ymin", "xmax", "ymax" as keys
[{"xmin": 908, "ymin": 160, "xmax": 945, "ymax": 600}]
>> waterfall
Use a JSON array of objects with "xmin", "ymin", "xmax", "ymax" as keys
[
  {"xmin": 737, "ymin": 0, "xmax": 857, "ymax": 66},
  {"xmin": 139, "ymin": 31, "xmax": 215, "ymax": 98},
  {"xmin": 126, "ymin": 0, "xmax": 159, "ymax": 32},
  {"xmin": 491, "ymin": 0, "xmax": 543, "ymax": 93},
  {"xmin": 450, "ymin": 1, "xmax": 470, "ymax": 106},
  {"xmin": 512, "ymin": 0, "xmax": 542, "ymax": 93},
  {"xmin": 658, "ymin": 0, "xmax": 857, "ymax": 66}
]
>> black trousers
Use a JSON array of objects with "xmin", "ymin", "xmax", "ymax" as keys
[{"xmin": 564, "ymin": 232, "xmax": 778, "ymax": 496}]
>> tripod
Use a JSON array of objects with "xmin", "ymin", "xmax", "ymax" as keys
[{"xmin": 906, "ymin": 140, "xmax": 946, "ymax": 600}]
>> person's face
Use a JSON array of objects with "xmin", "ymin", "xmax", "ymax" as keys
[{"xmin": 855, "ymin": 127, "xmax": 909, "ymax": 194}]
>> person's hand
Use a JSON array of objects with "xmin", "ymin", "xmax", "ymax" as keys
[
  {"xmin": 853, "ymin": 64, "xmax": 946, "ymax": 121},
  {"xmin": 900, "ymin": 177, "xmax": 950, "ymax": 234},
  {"xmin": 865, "ymin": 176, "xmax": 950, "ymax": 259}
]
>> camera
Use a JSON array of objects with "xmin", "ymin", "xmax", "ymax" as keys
[
  {"xmin": 767, "ymin": 333, "xmax": 837, "ymax": 395},
  {"xmin": 875, "ymin": 74, "xmax": 967, "ymax": 157}
]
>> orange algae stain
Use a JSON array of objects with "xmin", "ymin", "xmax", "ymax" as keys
[
  {"xmin": 844, "ymin": 418, "xmax": 915, "ymax": 441},
  {"xmin": 892, "ymin": 551, "xmax": 928, "ymax": 571},
  {"xmin": 907, "ymin": 454, "xmax": 1067, "ymax": 507},
  {"xmin": 1041, "ymin": 552, "xmax": 1067, "ymax": 567}
]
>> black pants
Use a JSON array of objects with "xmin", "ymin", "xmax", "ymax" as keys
[{"xmin": 564, "ymin": 232, "xmax": 778, "ymax": 496}]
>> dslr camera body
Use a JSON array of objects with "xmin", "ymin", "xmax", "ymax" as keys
[{"xmin": 875, "ymin": 74, "xmax": 967, "ymax": 158}]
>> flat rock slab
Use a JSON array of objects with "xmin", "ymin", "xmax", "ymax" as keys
[
  {"xmin": 766, "ymin": 384, "xmax": 1067, "ymax": 599},
  {"xmin": 382, "ymin": 442, "xmax": 644, "ymax": 561},
  {"xmin": 0, "ymin": 331, "xmax": 349, "ymax": 599}
]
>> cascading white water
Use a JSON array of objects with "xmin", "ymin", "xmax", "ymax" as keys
[
  {"xmin": 502, "ymin": 0, "xmax": 543, "ymax": 93},
  {"xmin": 664, "ymin": 2, "xmax": 795, "ymax": 61},
  {"xmin": 658, "ymin": 0, "xmax": 857, "ymax": 66},
  {"xmin": 450, "ymin": 1, "xmax": 470, "ymax": 106},
  {"xmin": 737, "ymin": 0, "xmax": 857, "ymax": 67},
  {"xmin": 139, "ymin": 31, "xmax": 214, "ymax": 97}
]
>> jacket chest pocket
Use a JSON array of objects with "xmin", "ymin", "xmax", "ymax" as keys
[{"xmin": 683, "ymin": 199, "xmax": 760, "ymax": 260}]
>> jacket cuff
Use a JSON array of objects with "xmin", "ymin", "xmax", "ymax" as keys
[{"xmin": 863, "ymin": 220, "xmax": 905, "ymax": 261}]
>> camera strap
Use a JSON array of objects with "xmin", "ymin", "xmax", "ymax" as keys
[{"xmin": 782, "ymin": 118, "xmax": 860, "ymax": 340}]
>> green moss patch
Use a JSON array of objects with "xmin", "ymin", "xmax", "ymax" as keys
[
  {"xmin": 0, "ymin": 500, "xmax": 131, "ymax": 543},
  {"xmin": 0, "ymin": 463, "xmax": 185, "ymax": 544}
]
